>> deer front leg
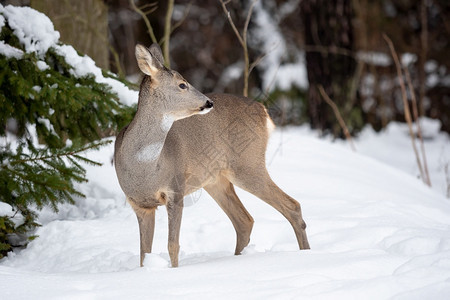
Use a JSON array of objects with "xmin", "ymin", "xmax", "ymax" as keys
[
  {"xmin": 166, "ymin": 197, "xmax": 183, "ymax": 267},
  {"xmin": 134, "ymin": 207, "xmax": 156, "ymax": 267}
]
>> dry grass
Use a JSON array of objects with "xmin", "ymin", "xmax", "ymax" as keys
[{"xmin": 383, "ymin": 33, "xmax": 431, "ymax": 187}]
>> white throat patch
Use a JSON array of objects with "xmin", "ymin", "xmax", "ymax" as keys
[
  {"xmin": 135, "ymin": 115, "xmax": 174, "ymax": 162},
  {"xmin": 161, "ymin": 114, "xmax": 175, "ymax": 132},
  {"xmin": 137, "ymin": 142, "xmax": 164, "ymax": 162}
]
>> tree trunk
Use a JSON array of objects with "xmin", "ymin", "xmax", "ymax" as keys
[
  {"xmin": 31, "ymin": 0, "xmax": 109, "ymax": 70},
  {"xmin": 301, "ymin": 0, "xmax": 361, "ymax": 137}
]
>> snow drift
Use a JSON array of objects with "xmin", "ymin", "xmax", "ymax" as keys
[{"xmin": 1, "ymin": 125, "xmax": 450, "ymax": 299}]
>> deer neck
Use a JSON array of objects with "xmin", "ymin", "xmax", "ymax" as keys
[{"xmin": 122, "ymin": 97, "xmax": 174, "ymax": 168}]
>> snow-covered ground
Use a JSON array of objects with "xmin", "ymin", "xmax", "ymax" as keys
[
  {"xmin": 2, "ymin": 4, "xmax": 450, "ymax": 298},
  {"xmin": 1, "ymin": 119, "xmax": 450, "ymax": 299}
]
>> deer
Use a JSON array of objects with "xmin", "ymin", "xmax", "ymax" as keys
[{"xmin": 114, "ymin": 43, "xmax": 310, "ymax": 268}]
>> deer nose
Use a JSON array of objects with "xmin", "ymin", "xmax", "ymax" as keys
[{"xmin": 205, "ymin": 100, "xmax": 214, "ymax": 109}]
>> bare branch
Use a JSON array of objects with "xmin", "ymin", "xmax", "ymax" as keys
[
  {"xmin": 243, "ymin": 0, "xmax": 258, "ymax": 46},
  {"xmin": 172, "ymin": 1, "xmax": 193, "ymax": 33},
  {"xmin": 249, "ymin": 40, "xmax": 279, "ymax": 75},
  {"xmin": 219, "ymin": 0, "xmax": 245, "ymax": 48},
  {"xmin": 130, "ymin": 0, "xmax": 157, "ymax": 44},
  {"xmin": 163, "ymin": 0, "xmax": 175, "ymax": 68},
  {"xmin": 318, "ymin": 85, "xmax": 356, "ymax": 152},
  {"xmin": 404, "ymin": 65, "xmax": 431, "ymax": 186},
  {"xmin": 220, "ymin": 0, "xmax": 259, "ymax": 97},
  {"xmin": 263, "ymin": 63, "xmax": 281, "ymax": 99},
  {"xmin": 159, "ymin": 1, "xmax": 193, "ymax": 46},
  {"xmin": 383, "ymin": 33, "xmax": 429, "ymax": 186},
  {"xmin": 249, "ymin": 53, "xmax": 266, "ymax": 74}
]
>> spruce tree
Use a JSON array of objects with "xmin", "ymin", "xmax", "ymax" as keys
[{"xmin": 0, "ymin": 5, "xmax": 135, "ymax": 258}]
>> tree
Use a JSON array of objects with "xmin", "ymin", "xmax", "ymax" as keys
[
  {"xmin": 0, "ymin": 4, "xmax": 135, "ymax": 258},
  {"xmin": 300, "ymin": 0, "xmax": 363, "ymax": 137},
  {"xmin": 31, "ymin": 0, "xmax": 109, "ymax": 70}
]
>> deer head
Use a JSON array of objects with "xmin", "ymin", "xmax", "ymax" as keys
[{"xmin": 135, "ymin": 44, "xmax": 213, "ymax": 120}]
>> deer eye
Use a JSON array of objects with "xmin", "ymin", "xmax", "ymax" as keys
[{"xmin": 179, "ymin": 83, "xmax": 187, "ymax": 90}]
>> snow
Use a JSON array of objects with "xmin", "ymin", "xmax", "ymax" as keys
[
  {"xmin": 353, "ymin": 118, "xmax": 450, "ymax": 197},
  {"xmin": 37, "ymin": 117, "xmax": 56, "ymax": 135},
  {"xmin": 36, "ymin": 60, "xmax": 49, "ymax": 71},
  {"xmin": 0, "ymin": 40, "xmax": 23, "ymax": 58},
  {"xmin": 251, "ymin": 2, "xmax": 308, "ymax": 92},
  {"xmin": 1, "ymin": 5, "xmax": 59, "ymax": 57},
  {"xmin": 1, "ymin": 120, "xmax": 450, "ymax": 299},
  {"xmin": 53, "ymin": 44, "xmax": 137, "ymax": 106},
  {"xmin": 275, "ymin": 57, "xmax": 308, "ymax": 90},
  {"xmin": 0, "ymin": 13, "xmax": 4, "ymax": 30},
  {"xmin": 0, "ymin": 4, "xmax": 138, "ymax": 107},
  {"xmin": 0, "ymin": 201, "xmax": 14, "ymax": 217},
  {"xmin": 2, "ymin": 3, "xmax": 450, "ymax": 299},
  {"xmin": 401, "ymin": 53, "xmax": 417, "ymax": 67},
  {"xmin": 357, "ymin": 51, "xmax": 392, "ymax": 67},
  {"xmin": 0, "ymin": 202, "xmax": 24, "ymax": 227}
]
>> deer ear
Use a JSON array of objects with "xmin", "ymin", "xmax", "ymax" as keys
[
  {"xmin": 135, "ymin": 44, "xmax": 162, "ymax": 76},
  {"xmin": 148, "ymin": 43, "xmax": 165, "ymax": 66}
]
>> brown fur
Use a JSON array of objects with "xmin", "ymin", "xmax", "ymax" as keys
[{"xmin": 114, "ymin": 44, "xmax": 310, "ymax": 268}]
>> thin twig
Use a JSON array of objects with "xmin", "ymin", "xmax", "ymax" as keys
[
  {"xmin": 171, "ymin": 1, "xmax": 192, "ymax": 33},
  {"xmin": 130, "ymin": 0, "xmax": 157, "ymax": 44},
  {"xmin": 220, "ymin": 0, "xmax": 258, "ymax": 97},
  {"xmin": 163, "ymin": 0, "xmax": 174, "ymax": 68},
  {"xmin": 243, "ymin": 0, "xmax": 257, "ymax": 46},
  {"xmin": 383, "ymin": 33, "xmax": 428, "ymax": 185},
  {"xmin": 242, "ymin": 0, "xmax": 257, "ymax": 97},
  {"xmin": 159, "ymin": 1, "xmax": 193, "ymax": 46},
  {"xmin": 318, "ymin": 85, "xmax": 356, "ymax": 152},
  {"xmin": 404, "ymin": 65, "xmax": 431, "ymax": 186},
  {"xmin": 219, "ymin": 0, "xmax": 245, "ymax": 47},
  {"xmin": 263, "ymin": 63, "xmax": 281, "ymax": 99}
]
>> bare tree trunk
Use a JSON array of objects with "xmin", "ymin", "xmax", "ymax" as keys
[
  {"xmin": 31, "ymin": 0, "xmax": 109, "ymax": 70},
  {"xmin": 300, "ymin": 0, "xmax": 361, "ymax": 137},
  {"xmin": 418, "ymin": 0, "xmax": 428, "ymax": 117}
]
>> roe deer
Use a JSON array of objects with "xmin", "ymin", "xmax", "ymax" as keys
[{"xmin": 114, "ymin": 43, "xmax": 310, "ymax": 268}]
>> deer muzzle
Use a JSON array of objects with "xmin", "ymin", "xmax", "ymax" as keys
[{"xmin": 199, "ymin": 99, "xmax": 214, "ymax": 114}]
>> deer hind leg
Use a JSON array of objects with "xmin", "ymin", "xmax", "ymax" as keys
[
  {"xmin": 228, "ymin": 170, "xmax": 310, "ymax": 250},
  {"xmin": 204, "ymin": 175, "xmax": 254, "ymax": 255},
  {"xmin": 130, "ymin": 200, "xmax": 156, "ymax": 267}
]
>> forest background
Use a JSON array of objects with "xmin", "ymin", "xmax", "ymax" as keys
[
  {"xmin": 1, "ymin": 0, "xmax": 449, "ymax": 257},
  {"xmin": 6, "ymin": 0, "xmax": 449, "ymax": 135}
]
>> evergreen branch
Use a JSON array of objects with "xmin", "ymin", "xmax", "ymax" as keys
[{"xmin": 5, "ymin": 140, "xmax": 110, "ymax": 166}]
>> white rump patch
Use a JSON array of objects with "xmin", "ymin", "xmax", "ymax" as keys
[
  {"xmin": 266, "ymin": 116, "xmax": 275, "ymax": 135},
  {"xmin": 137, "ymin": 142, "xmax": 164, "ymax": 162}
]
